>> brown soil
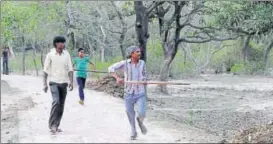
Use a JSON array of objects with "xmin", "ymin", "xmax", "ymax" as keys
[
  {"xmin": 86, "ymin": 72, "xmax": 125, "ymax": 98},
  {"xmin": 232, "ymin": 122, "xmax": 273, "ymax": 143}
]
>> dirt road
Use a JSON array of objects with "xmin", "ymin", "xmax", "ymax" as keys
[
  {"xmin": 1, "ymin": 74, "xmax": 182, "ymax": 143},
  {"xmin": 2, "ymin": 74, "xmax": 273, "ymax": 143}
]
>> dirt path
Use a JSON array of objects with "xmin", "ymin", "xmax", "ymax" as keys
[
  {"xmin": 1, "ymin": 74, "xmax": 183, "ymax": 143},
  {"xmin": 2, "ymin": 74, "xmax": 272, "ymax": 143},
  {"xmin": 1, "ymin": 78, "xmax": 34, "ymax": 143}
]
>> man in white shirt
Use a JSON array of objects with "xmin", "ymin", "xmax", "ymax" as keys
[{"xmin": 43, "ymin": 36, "xmax": 73, "ymax": 135}]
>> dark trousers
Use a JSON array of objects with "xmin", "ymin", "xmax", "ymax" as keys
[
  {"xmin": 48, "ymin": 82, "xmax": 68, "ymax": 130},
  {"xmin": 2, "ymin": 58, "xmax": 8, "ymax": 75},
  {"xmin": 76, "ymin": 77, "xmax": 86, "ymax": 101}
]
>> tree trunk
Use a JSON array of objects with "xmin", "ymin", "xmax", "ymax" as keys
[
  {"xmin": 119, "ymin": 37, "xmax": 126, "ymax": 60},
  {"xmin": 243, "ymin": 35, "xmax": 252, "ymax": 63},
  {"xmin": 65, "ymin": 0, "xmax": 76, "ymax": 51},
  {"xmin": 134, "ymin": 1, "xmax": 149, "ymax": 62},
  {"xmin": 87, "ymin": 37, "xmax": 95, "ymax": 59},
  {"xmin": 32, "ymin": 46, "xmax": 38, "ymax": 76},
  {"xmin": 264, "ymin": 41, "xmax": 273, "ymax": 71},
  {"xmin": 158, "ymin": 59, "xmax": 170, "ymax": 93},
  {"xmin": 100, "ymin": 46, "xmax": 105, "ymax": 62},
  {"xmin": 111, "ymin": 1, "xmax": 127, "ymax": 60},
  {"xmin": 7, "ymin": 41, "xmax": 15, "ymax": 58},
  {"xmin": 158, "ymin": 43, "xmax": 177, "ymax": 93},
  {"xmin": 100, "ymin": 26, "xmax": 106, "ymax": 62},
  {"xmin": 156, "ymin": 1, "xmax": 184, "ymax": 93},
  {"xmin": 183, "ymin": 48, "xmax": 187, "ymax": 66},
  {"xmin": 119, "ymin": 26, "xmax": 126, "ymax": 59},
  {"xmin": 21, "ymin": 36, "xmax": 26, "ymax": 75},
  {"xmin": 134, "ymin": 1, "xmax": 150, "ymax": 99},
  {"xmin": 41, "ymin": 49, "xmax": 44, "ymax": 68}
]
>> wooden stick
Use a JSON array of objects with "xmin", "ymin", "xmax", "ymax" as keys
[
  {"xmin": 73, "ymin": 69, "xmax": 108, "ymax": 73},
  {"xmin": 125, "ymin": 81, "xmax": 190, "ymax": 85},
  {"xmin": 74, "ymin": 69, "xmax": 190, "ymax": 85}
]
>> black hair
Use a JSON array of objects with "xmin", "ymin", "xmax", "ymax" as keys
[
  {"xmin": 78, "ymin": 48, "xmax": 84, "ymax": 52},
  {"xmin": 53, "ymin": 36, "xmax": 66, "ymax": 47}
]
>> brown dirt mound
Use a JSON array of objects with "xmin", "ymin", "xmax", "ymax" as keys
[
  {"xmin": 86, "ymin": 74, "xmax": 124, "ymax": 98},
  {"xmin": 232, "ymin": 121, "xmax": 273, "ymax": 143}
]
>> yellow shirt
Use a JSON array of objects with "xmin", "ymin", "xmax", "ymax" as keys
[{"xmin": 43, "ymin": 48, "xmax": 73, "ymax": 83}]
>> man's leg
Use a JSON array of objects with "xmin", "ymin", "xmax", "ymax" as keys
[
  {"xmin": 82, "ymin": 77, "xmax": 86, "ymax": 89},
  {"xmin": 2, "ymin": 59, "xmax": 6, "ymax": 75},
  {"xmin": 125, "ymin": 94, "xmax": 137, "ymax": 139},
  {"xmin": 136, "ymin": 95, "xmax": 147, "ymax": 135},
  {"xmin": 48, "ymin": 82, "xmax": 61, "ymax": 133},
  {"xmin": 80, "ymin": 77, "xmax": 86, "ymax": 101},
  {"xmin": 55, "ymin": 83, "xmax": 68, "ymax": 129},
  {"xmin": 6, "ymin": 59, "xmax": 9, "ymax": 75},
  {"xmin": 76, "ymin": 77, "xmax": 84, "ymax": 102}
]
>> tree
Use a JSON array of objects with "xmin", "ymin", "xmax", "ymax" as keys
[
  {"xmin": 134, "ymin": 1, "xmax": 164, "ymax": 62},
  {"xmin": 151, "ymin": 1, "xmax": 237, "ymax": 93},
  {"xmin": 208, "ymin": 1, "xmax": 273, "ymax": 66},
  {"xmin": 108, "ymin": 1, "xmax": 135, "ymax": 60}
]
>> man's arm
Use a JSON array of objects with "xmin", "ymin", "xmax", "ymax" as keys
[
  {"xmin": 86, "ymin": 57, "xmax": 96, "ymax": 70},
  {"xmin": 43, "ymin": 53, "xmax": 51, "ymax": 92},
  {"xmin": 72, "ymin": 58, "xmax": 76, "ymax": 69},
  {"xmin": 108, "ymin": 60, "xmax": 126, "ymax": 80},
  {"xmin": 67, "ymin": 53, "xmax": 74, "ymax": 88},
  {"xmin": 89, "ymin": 62, "xmax": 96, "ymax": 70}
]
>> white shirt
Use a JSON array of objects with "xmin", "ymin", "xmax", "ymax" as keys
[{"xmin": 43, "ymin": 48, "xmax": 73, "ymax": 84}]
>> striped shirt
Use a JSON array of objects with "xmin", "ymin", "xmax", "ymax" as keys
[{"xmin": 108, "ymin": 59, "xmax": 148, "ymax": 95}]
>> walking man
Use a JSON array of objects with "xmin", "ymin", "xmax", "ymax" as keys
[
  {"xmin": 73, "ymin": 48, "xmax": 96, "ymax": 105},
  {"xmin": 108, "ymin": 45, "xmax": 148, "ymax": 140},
  {"xmin": 2, "ymin": 46, "xmax": 11, "ymax": 75},
  {"xmin": 43, "ymin": 36, "xmax": 74, "ymax": 135}
]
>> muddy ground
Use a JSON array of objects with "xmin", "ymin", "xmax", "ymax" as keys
[{"xmin": 146, "ymin": 74, "xmax": 273, "ymax": 142}]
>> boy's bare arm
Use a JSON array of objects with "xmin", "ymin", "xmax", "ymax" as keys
[{"xmin": 89, "ymin": 62, "xmax": 96, "ymax": 70}]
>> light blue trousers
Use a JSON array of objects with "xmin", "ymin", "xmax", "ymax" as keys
[{"xmin": 124, "ymin": 93, "xmax": 146, "ymax": 135}]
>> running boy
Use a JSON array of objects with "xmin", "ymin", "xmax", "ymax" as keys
[{"xmin": 73, "ymin": 48, "xmax": 96, "ymax": 105}]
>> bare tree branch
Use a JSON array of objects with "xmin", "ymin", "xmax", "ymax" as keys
[
  {"xmin": 178, "ymin": 35, "xmax": 239, "ymax": 44},
  {"xmin": 127, "ymin": 24, "xmax": 135, "ymax": 29},
  {"xmin": 147, "ymin": 1, "xmax": 165, "ymax": 15},
  {"xmin": 187, "ymin": 23, "xmax": 222, "ymax": 31}
]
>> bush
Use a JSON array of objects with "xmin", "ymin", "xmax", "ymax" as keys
[{"xmin": 231, "ymin": 63, "xmax": 244, "ymax": 74}]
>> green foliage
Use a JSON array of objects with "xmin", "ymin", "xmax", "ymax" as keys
[
  {"xmin": 9, "ymin": 52, "xmax": 42, "ymax": 73},
  {"xmin": 121, "ymin": 1, "xmax": 134, "ymax": 14},
  {"xmin": 206, "ymin": 1, "xmax": 273, "ymax": 34},
  {"xmin": 231, "ymin": 63, "xmax": 244, "ymax": 74},
  {"xmin": 1, "ymin": 1, "xmax": 66, "ymax": 46}
]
